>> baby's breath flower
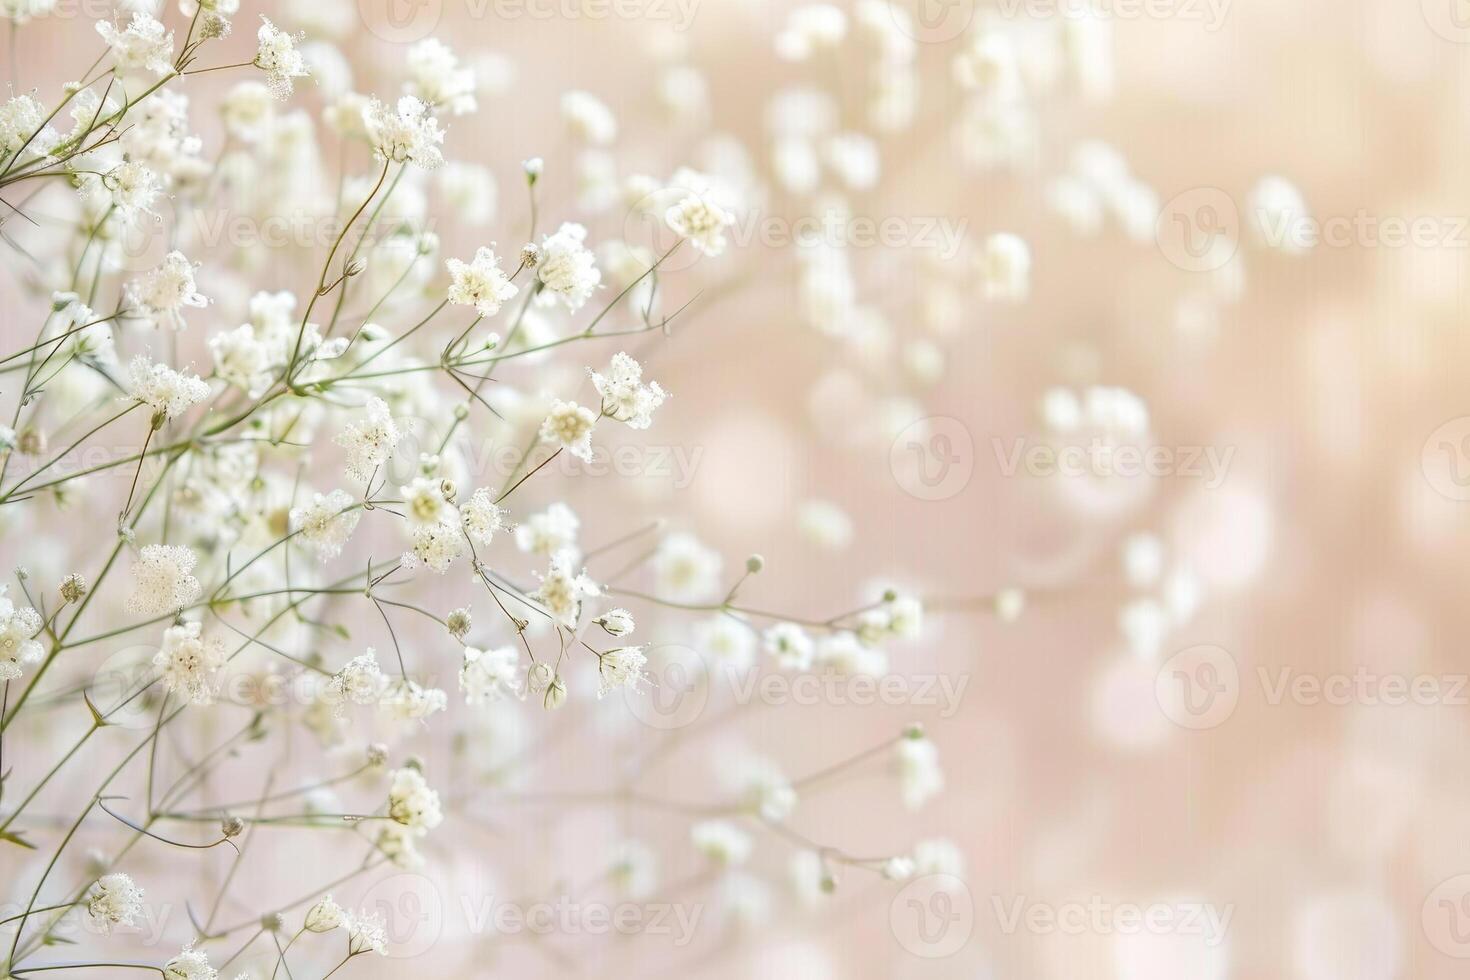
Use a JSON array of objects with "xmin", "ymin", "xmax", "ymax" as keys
[
  {"xmin": 663, "ymin": 168, "xmax": 737, "ymax": 257},
  {"xmin": 153, "ymin": 621, "xmax": 226, "ymax": 705},
  {"xmin": 401, "ymin": 519, "xmax": 465, "ymax": 573},
  {"xmin": 60, "ymin": 572, "xmax": 88, "ymax": 604},
  {"xmin": 126, "ymin": 544, "xmax": 201, "ymax": 617},
  {"xmin": 387, "ymin": 766, "xmax": 443, "ymax": 831},
  {"xmin": 459, "ymin": 645, "xmax": 520, "ymax": 705},
  {"xmin": 324, "ymin": 648, "xmax": 388, "ymax": 713},
  {"xmin": 535, "ymin": 222, "xmax": 601, "ymax": 312},
  {"xmin": 539, "ymin": 400, "xmax": 597, "ymax": 462},
  {"xmin": 254, "ymin": 17, "xmax": 309, "ymax": 99},
  {"xmin": 977, "ymin": 232, "xmax": 1031, "ymax": 302},
  {"xmin": 126, "ymin": 356, "xmax": 210, "ymax": 422},
  {"xmin": 514, "ymin": 501, "xmax": 579, "ymax": 559},
  {"xmin": 597, "ymin": 646, "xmax": 648, "ymax": 698},
  {"xmin": 692, "ymin": 820, "xmax": 752, "ymax": 866},
  {"xmin": 560, "ymin": 90, "xmax": 617, "ymax": 145},
  {"xmin": 124, "ymin": 251, "xmax": 209, "ymax": 330},
  {"xmin": 346, "ymin": 908, "xmax": 389, "ymax": 956},
  {"xmin": 530, "ymin": 553, "xmax": 599, "ymax": 629},
  {"xmin": 304, "ymin": 895, "xmax": 346, "ymax": 933},
  {"xmin": 593, "ymin": 607, "xmax": 635, "ymax": 638},
  {"xmin": 289, "ymin": 489, "xmax": 361, "ymax": 561},
  {"xmin": 380, "ymin": 678, "xmax": 448, "ymax": 722},
  {"xmin": 589, "ymin": 352, "xmax": 666, "ymax": 429},
  {"xmin": 405, "ymin": 38, "xmax": 476, "ymax": 115},
  {"xmin": 96, "ymin": 12, "xmax": 174, "ymax": 77},
  {"xmin": 85, "ymin": 873, "xmax": 144, "ymax": 933},
  {"xmin": 0, "ymin": 587, "xmax": 43, "ymax": 681},
  {"xmin": 335, "ymin": 397, "xmax": 400, "ymax": 483},
  {"xmin": 762, "ymin": 622, "xmax": 814, "ymax": 671},
  {"xmin": 445, "ymin": 246, "xmax": 518, "ymax": 317},
  {"xmin": 366, "ymin": 96, "xmax": 445, "ymax": 169},
  {"xmin": 460, "ymin": 487, "xmax": 507, "ymax": 545},
  {"xmin": 446, "ymin": 607, "xmax": 472, "ymax": 640},
  {"xmin": 653, "ymin": 532, "xmax": 722, "ymax": 602},
  {"xmin": 896, "ymin": 730, "xmax": 944, "ymax": 810},
  {"xmin": 162, "ymin": 943, "xmax": 218, "ymax": 980}
]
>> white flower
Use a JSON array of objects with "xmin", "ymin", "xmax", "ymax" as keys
[
  {"xmin": 379, "ymin": 679, "xmax": 448, "ymax": 721},
  {"xmin": 304, "ymin": 894, "xmax": 346, "ymax": 933},
  {"xmin": 124, "ymin": 251, "xmax": 209, "ymax": 330},
  {"xmin": 374, "ymin": 821, "xmax": 424, "ymax": 869},
  {"xmin": 101, "ymin": 161, "xmax": 162, "ymax": 223},
  {"xmin": 664, "ymin": 169, "xmax": 737, "ymax": 257},
  {"xmin": 208, "ymin": 324, "xmax": 272, "ymax": 396},
  {"xmin": 762, "ymin": 622, "xmax": 814, "ymax": 671},
  {"xmin": 912, "ymin": 838, "xmax": 966, "ymax": 879},
  {"xmin": 882, "ymin": 856, "xmax": 915, "ymax": 881},
  {"xmin": 324, "ymin": 649, "xmax": 388, "ymax": 713},
  {"xmin": 540, "ymin": 400, "xmax": 597, "ymax": 462},
  {"xmin": 346, "ymin": 908, "xmax": 389, "ymax": 956},
  {"xmin": 653, "ymin": 532, "xmax": 722, "ymax": 602},
  {"xmin": 885, "ymin": 595, "xmax": 923, "ymax": 639},
  {"xmin": 126, "ymin": 356, "xmax": 210, "ymax": 420},
  {"xmin": 0, "ymin": 95, "xmax": 50, "ymax": 157},
  {"xmin": 96, "ymin": 13, "xmax": 175, "ymax": 77},
  {"xmin": 0, "ymin": 587, "xmax": 44, "ymax": 681},
  {"xmin": 977, "ymin": 233, "xmax": 1031, "ymax": 302},
  {"xmin": 460, "ymin": 487, "xmax": 507, "ymax": 545},
  {"xmin": 693, "ymin": 616, "xmax": 756, "ymax": 671},
  {"xmin": 589, "ymin": 352, "xmax": 666, "ymax": 429},
  {"xmin": 387, "ymin": 767, "xmax": 443, "ymax": 831},
  {"xmin": 734, "ymin": 758, "xmax": 797, "ymax": 822},
  {"xmin": 366, "ymin": 96, "xmax": 445, "ymax": 169},
  {"xmin": 405, "ymin": 38, "xmax": 476, "ymax": 115},
  {"xmin": 126, "ymin": 544, "xmax": 201, "ymax": 617},
  {"xmin": 608, "ymin": 839, "xmax": 659, "ymax": 899},
  {"xmin": 220, "ymin": 81, "xmax": 275, "ymax": 142},
  {"xmin": 531, "ymin": 553, "xmax": 599, "ymax": 629},
  {"xmin": 692, "ymin": 820, "xmax": 752, "ymax": 866},
  {"xmin": 153, "ymin": 621, "xmax": 225, "ymax": 705},
  {"xmin": 335, "ymin": 397, "xmax": 400, "ymax": 483},
  {"xmin": 85, "ymin": 873, "xmax": 144, "ymax": 933},
  {"xmin": 514, "ymin": 502, "xmax": 579, "ymax": 559},
  {"xmin": 813, "ymin": 632, "xmax": 887, "ymax": 676},
  {"xmin": 536, "ymin": 222, "xmax": 601, "ymax": 312},
  {"xmin": 254, "ymin": 17, "xmax": 309, "ymax": 98},
  {"xmin": 459, "ymin": 645, "xmax": 520, "ymax": 705},
  {"xmin": 401, "ymin": 519, "xmax": 465, "ymax": 573},
  {"xmin": 162, "ymin": 943, "xmax": 218, "ymax": 980},
  {"xmin": 400, "ymin": 476, "xmax": 450, "ymax": 527},
  {"xmin": 290, "ymin": 489, "xmax": 361, "ymax": 560},
  {"xmin": 597, "ymin": 646, "xmax": 647, "ymax": 698},
  {"xmin": 446, "ymin": 246, "xmax": 518, "ymax": 317},
  {"xmin": 593, "ymin": 607, "xmax": 635, "ymax": 638},
  {"xmin": 775, "ymin": 4, "xmax": 848, "ymax": 61},
  {"xmin": 896, "ymin": 733, "xmax": 944, "ymax": 810},
  {"xmin": 561, "ymin": 90, "xmax": 617, "ymax": 144}
]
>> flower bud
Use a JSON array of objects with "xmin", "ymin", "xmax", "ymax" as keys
[{"xmin": 543, "ymin": 675, "xmax": 567, "ymax": 710}]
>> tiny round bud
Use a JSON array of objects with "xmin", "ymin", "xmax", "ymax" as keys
[
  {"xmin": 820, "ymin": 873, "xmax": 837, "ymax": 893},
  {"xmin": 345, "ymin": 257, "xmax": 367, "ymax": 278},
  {"xmin": 453, "ymin": 403, "xmax": 470, "ymax": 421},
  {"xmin": 520, "ymin": 242, "xmax": 542, "ymax": 266},
  {"xmin": 416, "ymin": 232, "xmax": 439, "ymax": 256},
  {"xmin": 60, "ymin": 573, "xmax": 88, "ymax": 604},
  {"xmin": 543, "ymin": 675, "xmax": 567, "ymax": 710},
  {"xmin": 882, "ymin": 588, "xmax": 899, "ymax": 603},
  {"xmin": 366, "ymin": 743, "xmax": 389, "ymax": 767},
  {"xmin": 523, "ymin": 157, "xmax": 544, "ymax": 181},
  {"xmin": 446, "ymin": 607, "xmax": 472, "ymax": 640},
  {"xmin": 745, "ymin": 554, "xmax": 765, "ymax": 574},
  {"xmin": 903, "ymin": 723, "xmax": 925, "ymax": 740},
  {"xmin": 18, "ymin": 428, "xmax": 45, "ymax": 456},
  {"xmin": 261, "ymin": 912, "xmax": 286, "ymax": 933},
  {"xmin": 439, "ymin": 479, "xmax": 457, "ymax": 502},
  {"xmin": 404, "ymin": 755, "xmax": 425, "ymax": 773},
  {"xmin": 220, "ymin": 815, "xmax": 245, "ymax": 838}
]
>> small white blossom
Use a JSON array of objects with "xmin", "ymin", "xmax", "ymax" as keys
[
  {"xmin": 254, "ymin": 17, "xmax": 309, "ymax": 98},
  {"xmin": 589, "ymin": 352, "xmax": 666, "ymax": 429},
  {"xmin": 597, "ymin": 646, "xmax": 647, "ymax": 698},
  {"xmin": 335, "ymin": 397, "xmax": 400, "ymax": 483},
  {"xmin": 154, "ymin": 621, "xmax": 225, "ymax": 705},
  {"xmin": 0, "ymin": 587, "xmax": 44, "ymax": 681},
  {"xmin": 653, "ymin": 532, "xmax": 722, "ymax": 602},
  {"xmin": 540, "ymin": 400, "xmax": 597, "ymax": 462},
  {"xmin": 346, "ymin": 908, "xmax": 389, "ymax": 956},
  {"xmin": 124, "ymin": 251, "xmax": 209, "ymax": 330},
  {"xmin": 162, "ymin": 943, "xmax": 218, "ymax": 980},
  {"xmin": 387, "ymin": 767, "xmax": 443, "ymax": 831},
  {"xmin": 126, "ymin": 356, "xmax": 210, "ymax": 421},
  {"xmin": 290, "ymin": 489, "xmax": 361, "ymax": 560},
  {"xmin": 977, "ymin": 233, "xmax": 1031, "ymax": 302},
  {"xmin": 126, "ymin": 544, "xmax": 201, "ymax": 617},
  {"xmin": 593, "ymin": 607, "xmax": 635, "ymax": 638},
  {"xmin": 401, "ymin": 519, "xmax": 465, "ymax": 573},
  {"xmin": 664, "ymin": 169, "xmax": 737, "ymax": 257},
  {"xmin": 96, "ymin": 13, "xmax": 174, "ymax": 77},
  {"xmin": 366, "ymin": 96, "xmax": 445, "ymax": 169},
  {"xmin": 304, "ymin": 894, "xmax": 346, "ymax": 933},
  {"xmin": 514, "ymin": 501, "xmax": 579, "ymax": 559},
  {"xmin": 405, "ymin": 38, "xmax": 476, "ymax": 115},
  {"xmin": 692, "ymin": 820, "xmax": 752, "ymax": 866},
  {"xmin": 460, "ymin": 487, "xmax": 507, "ymax": 545},
  {"xmin": 324, "ymin": 649, "xmax": 388, "ymax": 713},
  {"xmin": 459, "ymin": 645, "xmax": 520, "ymax": 705},
  {"xmin": 531, "ymin": 553, "xmax": 599, "ymax": 629},
  {"xmin": 763, "ymin": 622, "xmax": 814, "ymax": 671},
  {"xmin": 560, "ymin": 90, "xmax": 617, "ymax": 144},
  {"xmin": 446, "ymin": 246, "xmax": 518, "ymax": 317},
  {"xmin": 896, "ymin": 732, "xmax": 944, "ymax": 810},
  {"xmin": 85, "ymin": 873, "xmax": 144, "ymax": 933},
  {"xmin": 380, "ymin": 679, "xmax": 448, "ymax": 721},
  {"xmin": 536, "ymin": 222, "xmax": 601, "ymax": 312}
]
